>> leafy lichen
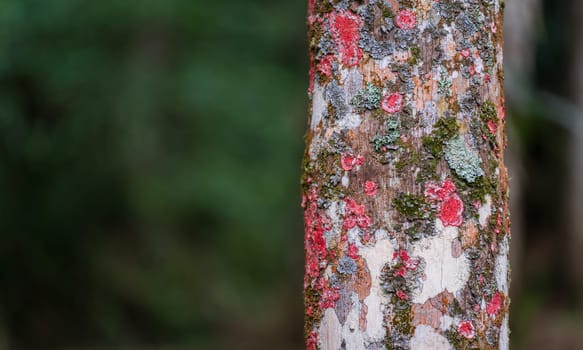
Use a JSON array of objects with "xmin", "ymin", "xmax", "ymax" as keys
[
  {"xmin": 371, "ymin": 118, "xmax": 400, "ymax": 152},
  {"xmin": 351, "ymin": 82, "xmax": 381, "ymax": 111},
  {"xmin": 445, "ymin": 136, "xmax": 484, "ymax": 183}
]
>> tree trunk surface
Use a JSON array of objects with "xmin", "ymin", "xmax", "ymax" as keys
[{"xmin": 302, "ymin": 1, "xmax": 509, "ymax": 349}]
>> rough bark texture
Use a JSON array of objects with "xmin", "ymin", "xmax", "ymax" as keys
[{"xmin": 302, "ymin": 1, "xmax": 509, "ymax": 349}]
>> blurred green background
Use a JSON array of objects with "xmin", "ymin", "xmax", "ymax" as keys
[{"xmin": 0, "ymin": 0, "xmax": 582, "ymax": 349}]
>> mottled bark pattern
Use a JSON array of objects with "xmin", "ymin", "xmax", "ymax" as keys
[{"xmin": 302, "ymin": 0, "xmax": 508, "ymax": 349}]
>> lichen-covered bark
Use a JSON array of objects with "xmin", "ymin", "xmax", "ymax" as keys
[{"xmin": 302, "ymin": 1, "xmax": 509, "ymax": 349}]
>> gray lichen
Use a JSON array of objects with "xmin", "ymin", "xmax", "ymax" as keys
[
  {"xmin": 438, "ymin": 67, "xmax": 453, "ymax": 97},
  {"xmin": 326, "ymin": 80, "xmax": 348, "ymax": 119},
  {"xmin": 358, "ymin": 4, "xmax": 396, "ymax": 60},
  {"xmin": 445, "ymin": 136, "xmax": 484, "ymax": 183},
  {"xmin": 337, "ymin": 256, "xmax": 358, "ymax": 275},
  {"xmin": 351, "ymin": 82, "xmax": 382, "ymax": 110},
  {"xmin": 455, "ymin": 12, "xmax": 478, "ymax": 37},
  {"xmin": 371, "ymin": 118, "xmax": 400, "ymax": 152}
]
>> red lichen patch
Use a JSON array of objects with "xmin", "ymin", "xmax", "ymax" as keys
[
  {"xmin": 306, "ymin": 330, "xmax": 318, "ymax": 350},
  {"xmin": 457, "ymin": 320, "xmax": 476, "ymax": 339},
  {"xmin": 341, "ymin": 152, "xmax": 364, "ymax": 171},
  {"xmin": 329, "ymin": 10, "xmax": 363, "ymax": 67},
  {"xmin": 319, "ymin": 283, "xmax": 340, "ymax": 309},
  {"xmin": 347, "ymin": 243, "xmax": 359, "ymax": 259},
  {"xmin": 486, "ymin": 292, "xmax": 503, "ymax": 316},
  {"xmin": 364, "ymin": 180, "xmax": 378, "ymax": 196},
  {"xmin": 461, "ymin": 48, "xmax": 471, "ymax": 58},
  {"xmin": 393, "ymin": 249, "xmax": 410, "ymax": 262},
  {"xmin": 393, "ymin": 266, "xmax": 407, "ymax": 278},
  {"xmin": 425, "ymin": 180, "xmax": 464, "ymax": 227},
  {"xmin": 317, "ymin": 55, "xmax": 335, "ymax": 77},
  {"xmin": 395, "ymin": 10, "xmax": 417, "ymax": 30},
  {"xmin": 304, "ymin": 187, "xmax": 331, "ymax": 288},
  {"xmin": 396, "ymin": 290, "xmax": 409, "ymax": 300},
  {"xmin": 381, "ymin": 93, "xmax": 403, "ymax": 113},
  {"xmin": 343, "ymin": 197, "xmax": 371, "ymax": 230},
  {"xmin": 494, "ymin": 214, "xmax": 503, "ymax": 235},
  {"xmin": 487, "ymin": 120, "xmax": 497, "ymax": 134},
  {"xmin": 440, "ymin": 194, "xmax": 464, "ymax": 226}
]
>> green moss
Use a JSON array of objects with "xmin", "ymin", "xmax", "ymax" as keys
[
  {"xmin": 395, "ymin": 149, "xmax": 420, "ymax": 171},
  {"xmin": 314, "ymin": 1, "xmax": 334, "ymax": 14},
  {"xmin": 480, "ymin": 100, "xmax": 497, "ymax": 124},
  {"xmin": 393, "ymin": 193, "xmax": 431, "ymax": 221},
  {"xmin": 422, "ymin": 116, "xmax": 460, "ymax": 156},
  {"xmin": 392, "ymin": 302, "xmax": 413, "ymax": 334},
  {"xmin": 303, "ymin": 285, "xmax": 323, "ymax": 338},
  {"xmin": 379, "ymin": 1, "xmax": 394, "ymax": 18},
  {"xmin": 408, "ymin": 46, "xmax": 421, "ymax": 65},
  {"xmin": 453, "ymin": 173, "xmax": 493, "ymax": 204}
]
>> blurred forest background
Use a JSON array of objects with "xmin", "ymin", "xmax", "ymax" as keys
[{"xmin": 0, "ymin": 0, "xmax": 582, "ymax": 349}]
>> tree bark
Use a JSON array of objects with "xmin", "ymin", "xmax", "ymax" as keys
[{"xmin": 302, "ymin": 1, "xmax": 509, "ymax": 349}]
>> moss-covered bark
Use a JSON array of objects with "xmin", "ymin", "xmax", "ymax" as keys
[{"xmin": 303, "ymin": 1, "xmax": 508, "ymax": 349}]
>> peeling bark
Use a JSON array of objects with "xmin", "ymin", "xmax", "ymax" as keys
[{"xmin": 303, "ymin": 0, "xmax": 509, "ymax": 349}]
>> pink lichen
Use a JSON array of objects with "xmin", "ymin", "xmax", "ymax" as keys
[
  {"xmin": 393, "ymin": 249, "xmax": 419, "ymax": 271},
  {"xmin": 317, "ymin": 55, "xmax": 335, "ymax": 77},
  {"xmin": 306, "ymin": 330, "xmax": 318, "ymax": 350},
  {"xmin": 319, "ymin": 285, "xmax": 340, "ymax": 309},
  {"xmin": 457, "ymin": 320, "xmax": 476, "ymax": 339},
  {"xmin": 461, "ymin": 48, "xmax": 471, "ymax": 58},
  {"xmin": 405, "ymin": 258, "xmax": 420, "ymax": 271},
  {"xmin": 381, "ymin": 93, "xmax": 403, "ymax": 113},
  {"xmin": 425, "ymin": 180, "xmax": 464, "ymax": 227},
  {"xmin": 496, "ymin": 214, "xmax": 503, "ymax": 234},
  {"xmin": 341, "ymin": 152, "xmax": 364, "ymax": 171},
  {"xmin": 343, "ymin": 198, "xmax": 371, "ymax": 230},
  {"xmin": 347, "ymin": 243, "xmax": 359, "ymax": 259},
  {"xmin": 393, "ymin": 267, "xmax": 407, "ymax": 278},
  {"xmin": 329, "ymin": 10, "xmax": 363, "ymax": 67},
  {"xmin": 486, "ymin": 292, "xmax": 503, "ymax": 316},
  {"xmin": 303, "ymin": 187, "xmax": 331, "ymax": 288},
  {"xmin": 364, "ymin": 180, "xmax": 378, "ymax": 196},
  {"xmin": 487, "ymin": 120, "xmax": 497, "ymax": 134},
  {"xmin": 395, "ymin": 10, "xmax": 417, "ymax": 30},
  {"xmin": 440, "ymin": 193, "xmax": 464, "ymax": 226},
  {"xmin": 396, "ymin": 290, "xmax": 409, "ymax": 301}
]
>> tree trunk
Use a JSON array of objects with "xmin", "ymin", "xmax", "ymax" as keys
[{"xmin": 302, "ymin": 1, "xmax": 509, "ymax": 349}]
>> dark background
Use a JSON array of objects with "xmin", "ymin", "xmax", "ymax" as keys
[{"xmin": 0, "ymin": 0, "xmax": 581, "ymax": 349}]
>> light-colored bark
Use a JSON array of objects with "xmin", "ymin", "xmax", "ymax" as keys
[{"xmin": 303, "ymin": 1, "xmax": 509, "ymax": 349}]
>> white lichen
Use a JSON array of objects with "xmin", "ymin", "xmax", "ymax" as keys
[
  {"xmin": 361, "ymin": 238, "xmax": 395, "ymax": 342},
  {"xmin": 412, "ymin": 220, "xmax": 470, "ymax": 304},
  {"xmin": 410, "ymin": 325, "xmax": 453, "ymax": 350},
  {"xmin": 479, "ymin": 195, "xmax": 493, "ymax": 228}
]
